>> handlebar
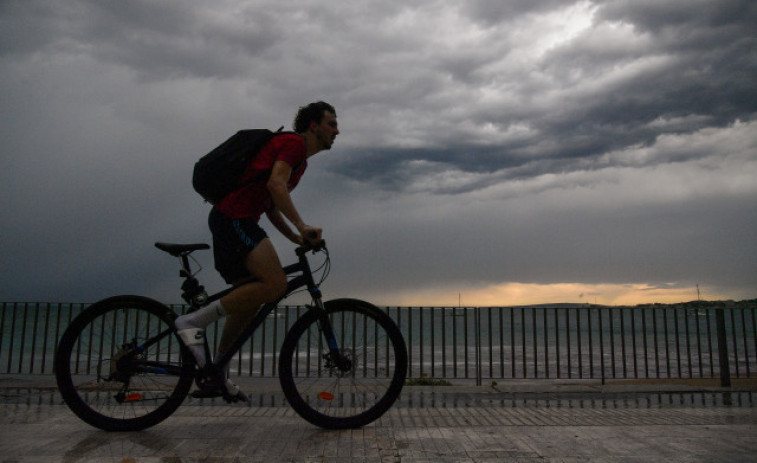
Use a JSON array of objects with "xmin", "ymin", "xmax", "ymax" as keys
[{"xmin": 297, "ymin": 239, "xmax": 326, "ymax": 254}]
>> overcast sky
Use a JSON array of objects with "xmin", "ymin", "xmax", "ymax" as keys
[{"xmin": 2, "ymin": 0, "xmax": 756, "ymax": 307}]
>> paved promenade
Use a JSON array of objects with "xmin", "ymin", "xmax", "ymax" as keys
[{"xmin": 1, "ymin": 377, "xmax": 756, "ymax": 462}]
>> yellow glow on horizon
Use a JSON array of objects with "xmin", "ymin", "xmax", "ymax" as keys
[{"xmin": 389, "ymin": 282, "xmax": 730, "ymax": 307}]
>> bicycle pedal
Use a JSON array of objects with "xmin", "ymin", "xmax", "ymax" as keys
[{"xmin": 190, "ymin": 389, "xmax": 224, "ymax": 399}]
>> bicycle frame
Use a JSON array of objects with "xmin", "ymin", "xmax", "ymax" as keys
[
  {"xmin": 163, "ymin": 243, "xmax": 341, "ymax": 376},
  {"xmin": 210, "ymin": 245, "xmax": 337, "ymax": 372}
]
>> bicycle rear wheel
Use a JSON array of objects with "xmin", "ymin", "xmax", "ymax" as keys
[
  {"xmin": 54, "ymin": 296, "xmax": 194, "ymax": 431},
  {"xmin": 278, "ymin": 298, "xmax": 407, "ymax": 429}
]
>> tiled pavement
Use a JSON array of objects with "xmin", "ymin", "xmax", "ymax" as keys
[{"xmin": 1, "ymin": 378, "xmax": 756, "ymax": 462}]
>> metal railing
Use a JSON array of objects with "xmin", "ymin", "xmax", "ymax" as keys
[
  {"xmin": 1, "ymin": 302, "xmax": 754, "ymax": 385},
  {"xmin": 390, "ymin": 304, "xmax": 755, "ymax": 386}
]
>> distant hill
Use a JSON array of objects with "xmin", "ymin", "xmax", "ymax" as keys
[{"xmin": 475, "ymin": 300, "xmax": 757, "ymax": 310}]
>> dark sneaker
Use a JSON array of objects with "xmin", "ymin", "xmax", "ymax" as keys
[
  {"xmin": 191, "ymin": 378, "xmax": 248, "ymax": 403},
  {"xmin": 221, "ymin": 378, "xmax": 249, "ymax": 403}
]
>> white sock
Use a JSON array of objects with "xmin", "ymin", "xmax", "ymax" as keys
[
  {"xmin": 176, "ymin": 303, "xmax": 226, "ymax": 329},
  {"xmin": 176, "ymin": 303, "xmax": 226, "ymax": 367}
]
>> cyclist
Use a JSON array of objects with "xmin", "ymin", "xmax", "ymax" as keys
[{"xmin": 175, "ymin": 101, "xmax": 339, "ymax": 400}]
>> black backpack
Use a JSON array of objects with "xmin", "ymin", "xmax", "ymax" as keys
[{"xmin": 192, "ymin": 127, "xmax": 292, "ymax": 204}]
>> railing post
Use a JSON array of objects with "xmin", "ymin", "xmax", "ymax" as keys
[
  {"xmin": 715, "ymin": 308, "xmax": 731, "ymax": 387},
  {"xmin": 475, "ymin": 307, "xmax": 482, "ymax": 386},
  {"xmin": 598, "ymin": 308, "xmax": 606, "ymax": 385}
]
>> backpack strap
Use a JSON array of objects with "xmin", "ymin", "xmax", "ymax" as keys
[{"xmin": 233, "ymin": 129, "xmax": 298, "ymax": 192}]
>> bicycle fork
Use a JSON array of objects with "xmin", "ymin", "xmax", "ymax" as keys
[{"xmin": 311, "ymin": 298, "xmax": 353, "ymax": 375}]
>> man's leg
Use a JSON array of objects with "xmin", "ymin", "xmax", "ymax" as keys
[{"xmin": 216, "ymin": 237, "xmax": 287, "ymax": 359}]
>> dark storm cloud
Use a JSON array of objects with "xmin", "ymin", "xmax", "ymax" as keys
[
  {"xmin": 597, "ymin": 0, "xmax": 755, "ymax": 33},
  {"xmin": 0, "ymin": 0, "xmax": 279, "ymax": 79},
  {"xmin": 463, "ymin": 0, "xmax": 574, "ymax": 24},
  {"xmin": 1, "ymin": 0, "xmax": 755, "ymax": 305},
  {"xmin": 331, "ymin": 0, "xmax": 757, "ymax": 193}
]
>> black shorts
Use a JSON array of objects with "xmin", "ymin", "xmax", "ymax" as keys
[{"xmin": 208, "ymin": 208, "xmax": 268, "ymax": 284}]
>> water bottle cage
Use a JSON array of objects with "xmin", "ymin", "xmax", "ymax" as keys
[{"xmin": 181, "ymin": 277, "xmax": 208, "ymax": 306}]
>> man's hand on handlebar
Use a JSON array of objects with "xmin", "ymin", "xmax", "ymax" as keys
[{"xmin": 298, "ymin": 225, "xmax": 323, "ymax": 248}]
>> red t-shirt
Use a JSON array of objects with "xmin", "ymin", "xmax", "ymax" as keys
[{"xmin": 215, "ymin": 133, "xmax": 307, "ymax": 220}]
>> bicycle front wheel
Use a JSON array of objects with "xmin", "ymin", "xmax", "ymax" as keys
[
  {"xmin": 278, "ymin": 298, "xmax": 407, "ymax": 429},
  {"xmin": 54, "ymin": 296, "xmax": 194, "ymax": 431}
]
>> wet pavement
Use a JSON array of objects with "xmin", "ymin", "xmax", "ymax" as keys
[{"xmin": 1, "ymin": 376, "xmax": 756, "ymax": 462}]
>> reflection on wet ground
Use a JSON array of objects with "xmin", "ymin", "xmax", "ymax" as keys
[{"xmin": 2, "ymin": 387, "xmax": 754, "ymax": 410}]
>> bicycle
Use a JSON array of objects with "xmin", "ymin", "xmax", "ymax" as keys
[{"xmin": 54, "ymin": 241, "xmax": 408, "ymax": 431}]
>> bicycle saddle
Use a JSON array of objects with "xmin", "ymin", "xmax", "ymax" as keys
[{"xmin": 154, "ymin": 242, "xmax": 210, "ymax": 257}]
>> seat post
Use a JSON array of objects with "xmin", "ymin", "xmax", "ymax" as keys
[{"xmin": 180, "ymin": 254, "xmax": 192, "ymax": 278}]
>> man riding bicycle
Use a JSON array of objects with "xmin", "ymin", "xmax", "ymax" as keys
[{"xmin": 175, "ymin": 101, "xmax": 339, "ymax": 400}]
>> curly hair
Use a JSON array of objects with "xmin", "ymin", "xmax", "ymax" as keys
[{"xmin": 293, "ymin": 101, "xmax": 336, "ymax": 133}]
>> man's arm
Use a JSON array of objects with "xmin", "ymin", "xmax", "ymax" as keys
[
  {"xmin": 265, "ymin": 206, "xmax": 302, "ymax": 245},
  {"xmin": 266, "ymin": 160, "xmax": 322, "ymax": 243}
]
